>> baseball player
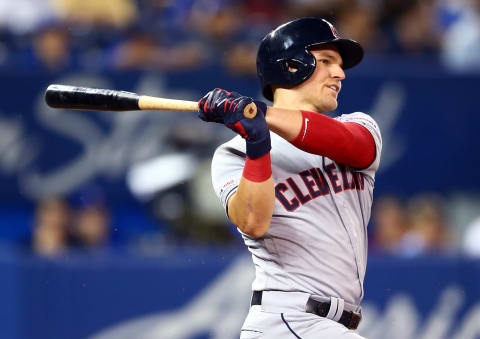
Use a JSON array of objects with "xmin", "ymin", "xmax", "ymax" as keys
[{"xmin": 198, "ymin": 17, "xmax": 381, "ymax": 338}]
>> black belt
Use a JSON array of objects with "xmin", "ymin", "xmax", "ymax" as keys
[{"xmin": 251, "ymin": 291, "xmax": 362, "ymax": 330}]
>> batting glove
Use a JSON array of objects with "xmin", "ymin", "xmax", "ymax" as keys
[{"xmin": 198, "ymin": 88, "xmax": 271, "ymax": 159}]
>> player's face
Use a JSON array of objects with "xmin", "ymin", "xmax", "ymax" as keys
[{"xmin": 295, "ymin": 44, "xmax": 345, "ymax": 113}]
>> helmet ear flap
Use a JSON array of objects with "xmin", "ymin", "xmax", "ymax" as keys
[
  {"xmin": 285, "ymin": 59, "xmax": 301, "ymax": 73},
  {"xmin": 279, "ymin": 58, "xmax": 307, "ymax": 74},
  {"xmin": 275, "ymin": 56, "xmax": 316, "ymax": 87},
  {"xmin": 259, "ymin": 56, "xmax": 316, "ymax": 100}
]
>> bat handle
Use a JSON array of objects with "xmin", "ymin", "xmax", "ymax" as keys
[
  {"xmin": 243, "ymin": 102, "xmax": 257, "ymax": 119},
  {"xmin": 138, "ymin": 96, "xmax": 199, "ymax": 111}
]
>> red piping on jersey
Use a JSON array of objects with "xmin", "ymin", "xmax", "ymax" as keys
[{"xmin": 291, "ymin": 111, "xmax": 375, "ymax": 169}]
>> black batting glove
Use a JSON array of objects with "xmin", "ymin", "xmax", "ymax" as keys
[{"xmin": 198, "ymin": 88, "xmax": 270, "ymax": 159}]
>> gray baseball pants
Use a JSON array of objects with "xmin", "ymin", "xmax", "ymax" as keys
[{"xmin": 240, "ymin": 291, "xmax": 366, "ymax": 339}]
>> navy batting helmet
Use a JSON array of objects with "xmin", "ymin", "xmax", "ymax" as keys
[{"xmin": 256, "ymin": 17, "xmax": 364, "ymax": 101}]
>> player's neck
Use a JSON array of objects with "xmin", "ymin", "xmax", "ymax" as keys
[{"xmin": 272, "ymin": 88, "xmax": 322, "ymax": 112}]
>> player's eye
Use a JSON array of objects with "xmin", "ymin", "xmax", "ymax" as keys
[{"xmin": 319, "ymin": 59, "xmax": 329, "ymax": 64}]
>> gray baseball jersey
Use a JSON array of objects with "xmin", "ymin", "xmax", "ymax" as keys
[{"xmin": 211, "ymin": 112, "xmax": 382, "ymax": 306}]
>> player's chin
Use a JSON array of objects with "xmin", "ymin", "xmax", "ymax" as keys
[
  {"xmin": 324, "ymin": 99, "xmax": 338, "ymax": 112},
  {"xmin": 315, "ymin": 96, "xmax": 338, "ymax": 113}
]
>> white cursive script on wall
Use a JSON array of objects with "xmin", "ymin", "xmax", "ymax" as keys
[{"xmin": 20, "ymin": 73, "xmax": 201, "ymax": 199}]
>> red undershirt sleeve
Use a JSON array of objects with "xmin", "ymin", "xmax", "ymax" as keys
[{"xmin": 291, "ymin": 110, "xmax": 376, "ymax": 169}]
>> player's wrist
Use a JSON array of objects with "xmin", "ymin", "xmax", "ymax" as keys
[
  {"xmin": 245, "ymin": 130, "xmax": 271, "ymax": 159},
  {"xmin": 243, "ymin": 152, "xmax": 272, "ymax": 182}
]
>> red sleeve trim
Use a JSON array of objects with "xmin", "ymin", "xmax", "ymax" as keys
[{"xmin": 291, "ymin": 110, "xmax": 375, "ymax": 169}]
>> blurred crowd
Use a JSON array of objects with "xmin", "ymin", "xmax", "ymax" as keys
[
  {"xmin": 371, "ymin": 194, "xmax": 451, "ymax": 256},
  {"xmin": 370, "ymin": 194, "xmax": 480, "ymax": 258},
  {"xmin": 32, "ymin": 187, "xmax": 112, "ymax": 256},
  {"xmin": 30, "ymin": 186, "xmax": 480, "ymax": 258},
  {"xmin": 30, "ymin": 180, "xmax": 239, "ymax": 257},
  {"xmin": 0, "ymin": 0, "xmax": 480, "ymax": 74}
]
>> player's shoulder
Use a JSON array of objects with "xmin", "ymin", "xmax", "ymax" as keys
[
  {"xmin": 213, "ymin": 135, "xmax": 246, "ymax": 158},
  {"xmin": 336, "ymin": 111, "xmax": 380, "ymax": 132}
]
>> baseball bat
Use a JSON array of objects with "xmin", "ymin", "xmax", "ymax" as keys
[{"xmin": 45, "ymin": 84, "xmax": 258, "ymax": 118}]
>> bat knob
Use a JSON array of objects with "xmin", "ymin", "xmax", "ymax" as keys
[{"xmin": 243, "ymin": 102, "xmax": 257, "ymax": 119}]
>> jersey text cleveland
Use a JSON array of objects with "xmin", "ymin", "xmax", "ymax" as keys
[{"xmin": 275, "ymin": 163, "xmax": 365, "ymax": 212}]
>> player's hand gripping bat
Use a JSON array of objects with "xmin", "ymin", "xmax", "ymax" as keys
[{"xmin": 45, "ymin": 84, "xmax": 258, "ymax": 119}]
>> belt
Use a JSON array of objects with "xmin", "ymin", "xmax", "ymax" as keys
[{"xmin": 251, "ymin": 291, "xmax": 362, "ymax": 330}]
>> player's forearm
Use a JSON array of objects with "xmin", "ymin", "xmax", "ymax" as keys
[
  {"xmin": 228, "ymin": 153, "xmax": 274, "ymax": 238},
  {"xmin": 228, "ymin": 176, "xmax": 274, "ymax": 238}
]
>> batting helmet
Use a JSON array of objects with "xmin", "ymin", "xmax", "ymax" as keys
[{"xmin": 256, "ymin": 17, "xmax": 364, "ymax": 101}]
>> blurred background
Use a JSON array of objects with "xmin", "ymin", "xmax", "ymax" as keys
[{"xmin": 0, "ymin": 0, "xmax": 480, "ymax": 338}]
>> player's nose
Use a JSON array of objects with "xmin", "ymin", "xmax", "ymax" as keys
[{"xmin": 332, "ymin": 64, "xmax": 346, "ymax": 80}]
